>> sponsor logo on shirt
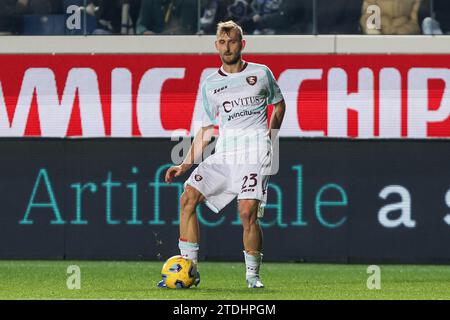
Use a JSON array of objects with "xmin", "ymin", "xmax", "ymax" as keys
[
  {"xmin": 227, "ymin": 109, "xmax": 262, "ymax": 121},
  {"xmin": 222, "ymin": 101, "xmax": 233, "ymax": 113},
  {"xmin": 222, "ymin": 96, "xmax": 265, "ymax": 113},
  {"xmin": 213, "ymin": 86, "xmax": 228, "ymax": 94}
]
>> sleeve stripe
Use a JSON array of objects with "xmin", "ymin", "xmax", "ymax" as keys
[
  {"xmin": 265, "ymin": 67, "xmax": 275, "ymax": 103},
  {"xmin": 202, "ymin": 82, "xmax": 215, "ymax": 122}
]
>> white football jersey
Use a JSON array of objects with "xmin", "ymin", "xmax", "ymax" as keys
[{"xmin": 201, "ymin": 61, "xmax": 284, "ymax": 155}]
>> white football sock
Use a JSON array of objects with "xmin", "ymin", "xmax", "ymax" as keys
[
  {"xmin": 178, "ymin": 239, "xmax": 199, "ymax": 265},
  {"xmin": 244, "ymin": 250, "xmax": 263, "ymax": 279}
]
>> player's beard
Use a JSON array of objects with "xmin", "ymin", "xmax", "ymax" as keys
[{"xmin": 222, "ymin": 51, "xmax": 242, "ymax": 66}]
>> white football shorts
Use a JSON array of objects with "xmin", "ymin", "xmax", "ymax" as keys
[{"xmin": 184, "ymin": 150, "xmax": 271, "ymax": 216}]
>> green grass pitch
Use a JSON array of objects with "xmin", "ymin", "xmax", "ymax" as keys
[{"xmin": 0, "ymin": 261, "xmax": 449, "ymax": 299}]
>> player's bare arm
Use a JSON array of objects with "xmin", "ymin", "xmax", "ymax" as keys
[
  {"xmin": 269, "ymin": 99, "xmax": 286, "ymax": 139},
  {"xmin": 165, "ymin": 125, "xmax": 214, "ymax": 183}
]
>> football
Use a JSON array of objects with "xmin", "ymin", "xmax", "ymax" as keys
[{"xmin": 160, "ymin": 255, "xmax": 196, "ymax": 289}]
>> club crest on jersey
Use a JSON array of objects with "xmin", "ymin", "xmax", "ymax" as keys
[
  {"xmin": 195, "ymin": 174, "xmax": 203, "ymax": 181},
  {"xmin": 246, "ymin": 76, "xmax": 257, "ymax": 85}
]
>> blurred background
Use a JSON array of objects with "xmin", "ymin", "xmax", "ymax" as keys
[
  {"xmin": 0, "ymin": 0, "xmax": 448, "ymax": 36},
  {"xmin": 0, "ymin": 0, "xmax": 450, "ymax": 265}
]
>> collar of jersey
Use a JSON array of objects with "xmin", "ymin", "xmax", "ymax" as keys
[{"xmin": 218, "ymin": 61, "xmax": 248, "ymax": 76}]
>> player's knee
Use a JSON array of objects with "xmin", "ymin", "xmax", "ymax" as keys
[
  {"xmin": 240, "ymin": 208, "xmax": 258, "ymax": 229},
  {"xmin": 181, "ymin": 186, "xmax": 202, "ymax": 210},
  {"xmin": 180, "ymin": 192, "xmax": 196, "ymax": 210}
]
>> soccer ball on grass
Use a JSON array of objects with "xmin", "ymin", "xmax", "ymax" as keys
[{"xmin": 160, "ymin": 255, "xmax": 196, "ymax": 289}]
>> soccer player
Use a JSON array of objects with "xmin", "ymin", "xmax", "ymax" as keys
[{"xmin": 160, "ymin": 20, "xmax": 285, "ymax": 288}]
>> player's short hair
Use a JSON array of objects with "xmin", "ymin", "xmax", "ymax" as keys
[{"xmin": 216, "ymin": 20, "xmax": 243, "ymax": 41}]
